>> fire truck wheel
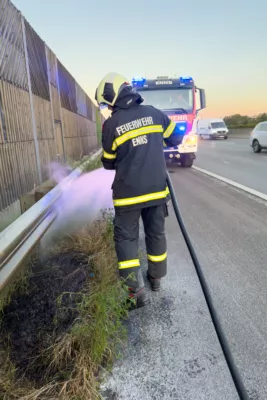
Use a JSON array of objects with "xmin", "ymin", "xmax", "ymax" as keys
[{"xmin": 181, "ymin": 155, "xmax": 194, "ymax": 168}]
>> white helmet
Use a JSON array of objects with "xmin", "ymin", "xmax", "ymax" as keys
[{"xmin": 95, "ymin": 72, "xmax": 132, "ymax": 107}]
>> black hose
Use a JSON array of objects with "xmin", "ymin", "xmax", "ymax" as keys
[{"xmin": 166, "ymin": 171, "xmax": 249, "ymax": 400}]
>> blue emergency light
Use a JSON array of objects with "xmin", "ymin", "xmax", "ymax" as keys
[
  {"xmin": 180, "ymin": 76, "xmax": 193, "ymax": 83},
  {"xmin": 132, "ymin": 77, "xmax": 146, "ymax": 87},
  {"xmin": 174, "ymin": 121, "xmax": 187, "ymax": 133}
]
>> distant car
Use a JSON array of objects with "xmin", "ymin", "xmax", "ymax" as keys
[
  {"xmin": 250, "ymin": 122, "xmax": 267, "ymax": 153},
  {"xmin": 197, "ymin": 118, "xmax": 228, "ymax": 140}
]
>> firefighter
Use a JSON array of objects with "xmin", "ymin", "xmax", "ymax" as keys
[{"xmin": 95, "ymin": 72, "xmax": 179, "ymax": 309}]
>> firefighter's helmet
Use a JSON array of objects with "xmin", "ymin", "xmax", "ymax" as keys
[{"xmin": 95, "ymin": 72, "xmax": 132, "ymax": 107}]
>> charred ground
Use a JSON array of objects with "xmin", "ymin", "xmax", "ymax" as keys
[{"xmin": 0, "ymin": 214, "xmax": 129, "ymax": 400}]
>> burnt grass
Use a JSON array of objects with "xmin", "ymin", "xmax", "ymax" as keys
[{"xmin": 0, "ymin": 250, "xmax": 92, "ymax": 385}]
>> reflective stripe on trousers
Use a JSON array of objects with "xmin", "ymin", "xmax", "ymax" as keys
[
  {"xmin": 147, "ymin": 252, "xmax": 167, "ymax": 263},
  {"xmin": 118, "ymin": 259, "xmax": 140, "ymax": 269}
]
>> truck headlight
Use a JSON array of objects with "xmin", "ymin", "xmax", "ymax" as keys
[{"xmin": 184, "ymin": 135, "xmax": 197, "ymax": 144}]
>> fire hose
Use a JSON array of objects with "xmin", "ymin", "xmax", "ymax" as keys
[{"xmin": 166, "ymin": 171, "xmax": 249, "ymax": 400}]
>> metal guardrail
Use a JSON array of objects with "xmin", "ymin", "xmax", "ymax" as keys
[{"xmin": 0, "ymin": 149, "xmax": 102, "ymax": 293}]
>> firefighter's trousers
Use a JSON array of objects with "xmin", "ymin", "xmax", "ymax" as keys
[{"xmin": 113, "ymin": 204, "xmax": 168, "ymax": 290}]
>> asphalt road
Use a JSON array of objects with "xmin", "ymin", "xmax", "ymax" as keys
[
  {"xmin": 195, "ymin": 138, "xmax": 267, "ymax": 195},
  {"xmin": 102, "ymin": 167, "xmax": 267, "ymax": 400}
]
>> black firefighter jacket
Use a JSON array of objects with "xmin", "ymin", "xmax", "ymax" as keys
[{"xmin": 101, "ymin": 92, "xmax": 179, "ymax": 210}]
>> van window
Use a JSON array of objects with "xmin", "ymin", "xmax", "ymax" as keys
[{"xmin": 211, "ymin": 121, "xmax": 226, "ymax": 129}]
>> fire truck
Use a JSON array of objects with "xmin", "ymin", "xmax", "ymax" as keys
[{"xmin": 132, "ymin": 76, "xmax": 206, "ymax": 167}]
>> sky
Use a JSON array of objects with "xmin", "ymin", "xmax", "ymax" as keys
[{"xmin": 13, "ymin": 0, "xmax": 267, "ymax": 118}]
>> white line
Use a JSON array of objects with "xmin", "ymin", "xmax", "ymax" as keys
[{"xmin": 192, "ymin": 166, "xmax": 267, "ymax": 201}]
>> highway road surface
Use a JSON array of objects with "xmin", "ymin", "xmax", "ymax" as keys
[
  {"xmin": 102, "ymin": 166, "xmax": 267, "ymax": 400},
  {"xmin": 195, "ymin": 138, "xmax": 267, "ymax": 195}
]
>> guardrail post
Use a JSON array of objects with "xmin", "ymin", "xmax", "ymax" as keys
[
  {"xmin": 21, "ymin": 13, "xmax": 42, "ymax": 183},
  {"xmin": 55, "ymin": 58, "xmax": 67, "ymax": 162},
  {"xmin": 45, "ymin": 45, "xmax": 57, "ymax": 162}
]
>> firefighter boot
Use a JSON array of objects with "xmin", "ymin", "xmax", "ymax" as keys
[
  {"xmin": 128, "ymin": 287, "xmax": 150, "ymax": 310},
  {"xmin": 147, "ymin": 271, "xmax": 161, "ymax": 292},
  {"xmin": 126, "ymin": 269, "xmax": 150, "ymax": 310}
]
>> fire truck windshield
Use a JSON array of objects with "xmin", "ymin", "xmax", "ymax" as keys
[{"xmin": 138, "ymin": 88, "xmax": 193, "ymax": 113}]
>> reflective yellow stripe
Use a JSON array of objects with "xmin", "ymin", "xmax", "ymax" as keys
[
  {"xmin": 103, "ymin": 150, "xmax": 116, "ymax": 159},
  {"xmin": 114, "ymin": 187, "xmax": 170, "ymax": 207},
  {"xmin": 147, "ymin": 252, "xmax": 167, "ymax": 262},
  {"xmin": 118, "ymin": 259, "xmax": 140, "ymax": 269},
  {"xmin": 112, "ymin": 125, "xmax": 164, "ymax": 150},
  {"xmin": 163, "ymin": 121, "xmax": 176, "ymax": 139}
]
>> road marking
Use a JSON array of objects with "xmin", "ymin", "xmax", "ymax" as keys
[{"xmin": 192, "ymin": 166, "xmax": 267, "ymax": 202}]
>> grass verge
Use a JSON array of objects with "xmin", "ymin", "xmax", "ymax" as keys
[
  {"xmin": 0, "ymin": 210, "xmax": 130, "ymax": 400},
  {"xmin": 67, "ymin": 152, "xmax": 102, "ymax": 173}
]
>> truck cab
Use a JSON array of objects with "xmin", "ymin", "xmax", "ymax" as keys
[{"xmin": 132, "ymin": 76, "xmax": 206, "ymax": 168}]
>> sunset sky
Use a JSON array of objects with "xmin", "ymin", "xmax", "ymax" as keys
[{"xmin": 13, "ymin": 0, "xmax": 267, "ymax": 118}]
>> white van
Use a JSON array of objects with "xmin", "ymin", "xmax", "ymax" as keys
[{"xmin": 197, "ymin": 118, "xmax": 229, "ymax": 140}]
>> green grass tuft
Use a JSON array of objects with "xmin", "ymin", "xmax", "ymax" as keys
[{"xmin": 66, "ymin": 152, "xmax": 102, "ymax": 173}]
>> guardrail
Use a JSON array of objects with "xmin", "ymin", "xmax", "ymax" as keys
[
  {"xmin": 0, "ymin": 149, "xmax": 102, "ymax": 294},
  {"xmin": 228, "ymin": 128, "xmax": 251, "ymax": 138}
]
